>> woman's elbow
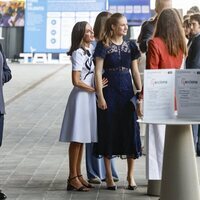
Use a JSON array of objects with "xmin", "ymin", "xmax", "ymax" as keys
[{"xmin": 72, "ymin": 79, "xmax": 80, "ymax": 87}]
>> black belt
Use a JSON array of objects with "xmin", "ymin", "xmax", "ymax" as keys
[{"xmin": 104, "ymin": 67, "xmax": 129, "ymax": 72}]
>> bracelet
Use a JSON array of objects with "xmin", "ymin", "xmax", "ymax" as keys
[{"xmin": 136, "ymin": 92, "xmax": 143, "ymax": 100}]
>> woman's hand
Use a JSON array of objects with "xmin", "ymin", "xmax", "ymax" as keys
[
  {"xmin": 98, "ymin": 97, "xmax": 107, "ymax": 110},
  {"xmin": 102, "ymin": 77, "xmax": 108, "ymax": 88},
  {"xmin": 136, "ymin": 100, "xmax": 143, "ymax": 118}
]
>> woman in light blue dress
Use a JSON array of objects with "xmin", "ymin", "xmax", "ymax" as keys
[{"xmin": 59, "ymin": 21, "xmax": 97, "ymax": 191}]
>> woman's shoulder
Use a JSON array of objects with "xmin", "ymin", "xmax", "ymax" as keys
[
  {"xmin": 71, "ymin": 48, "xmax": 87, "ymax": 64},
  {"xmin": 122, "ymin": 39, "xmax": 139, "ymax": 49},
  {"xmin": 94, "ymin": 41, "xmax": 108, "ymax": 58},
  {"xmin": 125, "ymin": 39, "xmax": 137, "ymax": 47},
  {"xmin": 124, "ymin": 39, "xmax": 140, "ymax": 52},
  {"xmin": 72, "ymin": 48, "xmax": 85, "ymax": 56},
  {"xmin": 148, "ymin": 37, "xmax": 165, "ymax": 51},
  {"xmin": 96, "ymin": 40, "xmax": 107, "ymax": 49},
  {"xmin": 71, "ymin": 48, "xmax": 87, "ymax": 61},
  {"xmin": 150, "ymin": 37, "xmax": 164, "ymax": 45},
  {"xmin": 123, "ymin": 40, "xmax": 140, "ymax": 59}
]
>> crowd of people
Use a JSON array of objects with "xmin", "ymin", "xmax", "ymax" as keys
[
  {"xmin": 0, "ymin": 0, "xmax": 200, "ymax": 199},
  {"xmin": 59, "ymin": 11, "xmax": 142, "ymax": 191},
  {"xmin": 0, "ymin": 0, "xmax": 199, "ymax": 198},
  {"xmin": 0, "ymin": 1, "xmax": 24, "ymax": 27},
  {"xmin": 58, "ymin": 0, "xmax": 200, "ymax": 193},
  {"xmin": 137, "ymin": 0, "xmax": 200, "ymax": 188}
]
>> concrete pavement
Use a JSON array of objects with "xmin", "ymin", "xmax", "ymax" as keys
[{"xmin": 0, "ymin": 63, "xmax": 199, "ymax": 200}]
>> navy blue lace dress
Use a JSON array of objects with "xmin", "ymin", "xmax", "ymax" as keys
[{"xmin": 93, "ymin": 40, "xmax": 142, "ymax": 159}]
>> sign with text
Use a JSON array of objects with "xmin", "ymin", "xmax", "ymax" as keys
[
  {"xmin": 176, "ymin": 70, "xmax": 200, "ymax": 119},
  {"xmin": 24, "ymin": 0, "xmax": 106, "ymax": 53},
  {"xmin": 144, "ymin": 69, "xmax": 200, "ymax": 120},
  {"xmin": 143, "ymin": 69, "xmax": 175, "ymax": 120}
]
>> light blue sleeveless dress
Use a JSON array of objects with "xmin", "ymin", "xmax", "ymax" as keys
[{"xmin": 59, "ymin": 47, "xmax": 97, "ymax": 143}]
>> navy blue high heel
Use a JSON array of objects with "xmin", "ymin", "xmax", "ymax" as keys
[
  {"xmin": 107, "ymin": 185, "xmax": 117, "ymax": 190},
  {"xmin": 127, "ymin": 185, "xmax": 137, "ymax": 190},
  {"xmin": 106, "ymin": 178, "xmax": 117, "ymax": 190},
  {"xmin": 127, "ymin": 177, "xmax": 137, "ymax": 190}
]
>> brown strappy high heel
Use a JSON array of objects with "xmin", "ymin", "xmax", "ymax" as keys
[
  {"xmin": 67, "ymin": 176, "xmax": 89, "ymax": 192},
  {"xmin": 77, "ymin": 174, "xmax": 94, "ymax": 188}
]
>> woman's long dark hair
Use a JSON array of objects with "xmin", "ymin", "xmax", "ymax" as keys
[
  {"xmin": 154, "ymin": 8, "xmax": 187, "ymax": 56},
  {"xmin": 93, "ymin": 11, "xmax": 111, "ymax": 40},
  {"xmin": 67, "ymin": 21, "xmax": 88, "ymax": 56}
]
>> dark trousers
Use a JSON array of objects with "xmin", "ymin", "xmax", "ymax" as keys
[
  {"xmin": 0, "ymin": 114, "xmax": 4, "ymax": 147},
  {"xmin": 197, "ymin": 126, "xmax": 200, "ymax": 156},
  {"xmin": 192, "ymin": 124, "xmax": 200, "ymax": 156}
]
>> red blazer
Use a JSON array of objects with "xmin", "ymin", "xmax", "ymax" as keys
[{"xmin": 146, "ymin": 37, "xmax": 183, "ymax": 69}]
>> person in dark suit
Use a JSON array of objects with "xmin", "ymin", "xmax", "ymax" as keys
[
  {"xmin": 137, "ymin": 0, "xmax": 172, "ymax": 53},
  {"xmin": 186, "ymin": 13, "xmax": 200, "ymax": 69},
  {"xmin": 137, "ymin": 17, "xmax": 156, "ymax": 53},
  {"xmin": 186, "ymin": 13, "xmax": 200, "ymax": 156},
  {"xmin": 0, "ymin": 43, "xmax": 12, "ymax": 200}
]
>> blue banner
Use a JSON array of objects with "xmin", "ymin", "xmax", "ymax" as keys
[
  {"xmin": 108, "ymin": 0, "xmax": 151, "ymax": 25},
  {"xmin": 24, "ymin": 0, "xmax": 107, "ymax": 53}
]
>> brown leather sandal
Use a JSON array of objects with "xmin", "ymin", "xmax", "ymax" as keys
[
  {"xmin": 77, "ymin": 174, "xmax": 94, "ymax": 188},
  {"xmin": 67, "ymin": 176, "xmax": 89, "ymax": 192}
]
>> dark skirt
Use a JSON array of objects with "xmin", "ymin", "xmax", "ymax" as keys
[{"xmin": 93, "ymin": 71, "xmax": 142, "ymax": 159}]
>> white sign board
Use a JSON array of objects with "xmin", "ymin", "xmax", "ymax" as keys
[
  {"xmin": 143, "ymin": 69, "xmax": 175, "ymax": 120},
  {"xmin": 176, "ymin": 70, "xmax": 200, "ymax": 118},
  {"xmin": 143, "ymin": 69, "xmax": 200, "ymax": 120}
]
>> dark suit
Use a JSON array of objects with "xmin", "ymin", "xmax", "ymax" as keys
[
  {"xmin": 186, "ymin": 33, "xmax": 200, "ymax": 156},
  {"xmin": 186, "ymin": 34, "xmax": 200, "ymax": 69},
  {"xmin": 137, "ymin": 17, "xmax": 157, "ymax": 53},
  {"xmin": 0, "ymin": 44, "xmax": 12, "ymax": 146}
]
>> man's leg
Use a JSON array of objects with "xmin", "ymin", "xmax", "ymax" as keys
[
  {"xmin": 0, "ymin": 114, "xmax": 4, "ymax": 147},
  {"xmin": 0, "ymin": 114, "xmax": 6, "ymax": 200},
  {"xmin": 192, "ymin": 125, "xmax": 199, "ymax": 155},
  {"xmin": 197, "ymin": 125, "xmax": 200, "ymax": 156}
]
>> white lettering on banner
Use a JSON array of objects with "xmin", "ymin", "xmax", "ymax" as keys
[
  {"xmin": 19, "ymin": 53, "xmax": 70, "ymax": 64},
  {"xmin": 32, "ymin": 53, "xmax": 47, "ymax": 63},
  {"xmin": 19, "ymin": 53, "xmax": 33, "ymax": 63}
]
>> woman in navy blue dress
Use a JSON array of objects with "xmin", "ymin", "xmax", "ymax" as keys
[
  {"xmin": 94, "ymin": 13, "xmax": 142, "ymax": 190},
  {"xmin": 86, "ymin": 11, "xmax": 119, "ymax": 184}
]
